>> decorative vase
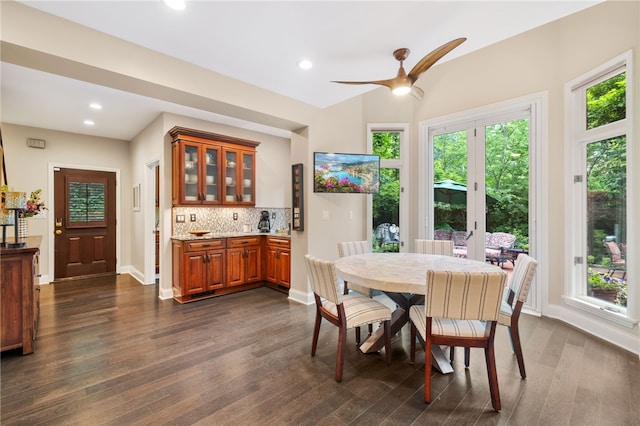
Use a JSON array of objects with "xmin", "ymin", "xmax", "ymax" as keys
[{"xmin": 18, "ymin": 217, "xmax": 28, "ymax": 239}]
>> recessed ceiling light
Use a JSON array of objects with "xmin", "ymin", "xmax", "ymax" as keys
[
  {"xmin": 164, "ymin": 0, "xmax": 186, "ymax": 11},
  {"xmin": 89, "ymin": 102, "xmax": 102, "ymax": 110},
  {"xmin": 84, "ymin": 120, "xmax": 95, "ymax": 126},
  {"xmin": 297, "ymin": 59, "xmax": 313, "ymax": 70}
]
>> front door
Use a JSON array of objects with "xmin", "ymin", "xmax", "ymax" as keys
[{"xmin": 54, "ymin": 168, "xmax": 116, "ymax": 280}]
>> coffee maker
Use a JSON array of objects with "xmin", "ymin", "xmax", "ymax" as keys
[{"xmin": 258, "ymin": 210, "xmax": 271, "ymax": 233}]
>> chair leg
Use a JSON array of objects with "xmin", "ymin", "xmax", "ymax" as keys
[
  {"xmin": 368, "ymin": 323, "xmax": 373, "ymax": 336},
  {"xmin": 355, "ymin": 326, "xmax": 361, "ymax": 345},
  {"xmin": 410, "ymin": 323, "xmax": 417, "ymax": 364},
  {"xmin": 464, "ymin": 347, "xmax": 470, "ymax": 367},
  {"xmin": 449, "ymin": 346, "xmax": 455, "ymax": 363},
  {"xmin": 383, "ymin": 320, "xmax": 391, "ymax": 365},
  {"xmin": 335, "ymin": 325, "xmax": 347, "ymax": 382},
  {"xmin": 424, "ymin": 334, "xmax": 433, "ymax": 403},
  {"xmin": 311, "ymin": 312, "xmax": 322, "ymax": 356},
  {"xmin": 509, "ymin": 324, "xmax": 526, "ymax": 379},
  {"xmin": 484, "ymin": 343, "xmax": 501, "ymax": 411}
]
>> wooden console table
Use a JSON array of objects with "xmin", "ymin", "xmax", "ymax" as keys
[{"xmin": 1, "ymin": 235, "xmax": 41, "ymax": 355}]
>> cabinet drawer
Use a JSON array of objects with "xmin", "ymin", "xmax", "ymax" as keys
[
  {"xmin": 266, "ymin": 237, "xmax": 290, "ymax": 249},
  {"xmin": 184, "ymin": 239, "xmax": 225, "ymax": 252},
  {"xmin": 227, "ymin": 236, "xmax": 261, "ymax": 248}
]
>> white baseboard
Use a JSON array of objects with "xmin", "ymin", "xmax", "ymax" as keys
[
  {"xmin": 288, "ymin": 287, "xmax": 314, "ymax": 305},
  {"xmin": 545, "ymin": 303, "xmax": 639, "ymax": 357}
]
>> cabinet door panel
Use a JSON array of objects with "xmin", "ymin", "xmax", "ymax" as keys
[
  {"xmin": 206, "ymin": 250, "xmax": 225, "ymax": 290},
  {"xmin": 226, "ymin": 248, "xmax": 244, "ymax": 286},
  {"xmin": 277, "ymin": 250, "xmax": 291, "ymax": 287},
  {"xmin": 184, "ymin": 252, "xmax": 207, "ymax": 294},
  {"xmin": 265, "ymin": 247, "xmax": 277, "ymax": 283},
  {"xmin": 245, "ymin": 247, "xmax": 261, "ymax": 283}
]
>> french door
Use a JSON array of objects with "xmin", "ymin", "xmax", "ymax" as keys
[{"xmin": 427, "ymin": 112, "xmax": 531, "ymax": 263}]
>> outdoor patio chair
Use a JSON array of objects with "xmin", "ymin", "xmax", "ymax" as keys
[
  {"xmin": 409, "ymin": 269, "xmax": 506, "ymax": 410},
  {"xmin": 604, "ymin": 241, "xmax": 626, "ymax": 279},
  {"xmin": 304, "ymin": 254, "xmax": 392, "ymax": 382}
]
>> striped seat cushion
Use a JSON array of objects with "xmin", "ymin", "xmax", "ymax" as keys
[
  {"xmin": 323, "ymin": 294, "xmax": 391, "ymax": 328},
  {"xmin": 410, "ymin": 305, "xmax": 488, "ymax": 338}
]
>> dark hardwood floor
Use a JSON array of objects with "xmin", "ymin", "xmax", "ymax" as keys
[{"xmin": 2, "ymin": 274, "xmax": 638, "ymax": 425}]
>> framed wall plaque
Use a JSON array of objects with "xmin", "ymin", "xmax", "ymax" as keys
[{"xmin": 291, "ymin": 163, "xmax": 303, "ymax": 231}]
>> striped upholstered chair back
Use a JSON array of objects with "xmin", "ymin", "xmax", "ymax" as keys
[
  {"xmin": 337, "ymin": 240, "xmax": 370, "ymax": 257},
  {"xmin": 304, "ymin": 255, "xmax": 342, "ymax": 306},
  {"xmin": 337, "ymin": 241, "xmax": 373, "ymax": 297},
  {"xmin": 425, "ymin": 270, "xmax": 505, "ymax": 321},
  {"xmin": 414, "ymin": 239, "xmax": 454, "ymax": 256}
]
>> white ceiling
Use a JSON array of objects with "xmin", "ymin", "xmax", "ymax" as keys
[{"xmin": 1, "ymin": 1, "xmax": 601, "ymax": 140}]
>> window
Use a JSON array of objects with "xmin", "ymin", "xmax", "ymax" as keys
[
  {"xmin": 368, "ymin": 124, "xmax": 408, "ymax": 252},
  {"xmin": 565, "ymin": 51, "xmax": 635, "ymax": 327}
]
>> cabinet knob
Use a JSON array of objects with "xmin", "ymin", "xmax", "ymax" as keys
[{"xmin": 55, "ymin": 229, "xmax": 62, "ymax": 235}]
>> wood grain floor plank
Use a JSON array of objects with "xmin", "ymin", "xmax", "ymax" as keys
[{"xmin": 2, "ymin": 274, "xmax": 638, "ymax": 425}]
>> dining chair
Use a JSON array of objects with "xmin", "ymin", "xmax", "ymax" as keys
[
  {"xmin": 414, "ymin": 239, "xmax": 454, "ymax": 256},
  {"xmin": 337, "ymin": 241, "xmax": 376, "ymax": 340},
  {"xmin": 457, "ymin": 253, "xmax": 538, "ymax": 378},
  {"xmin": 304, "ymin": 254, "xmax": 392, "ymax": 382},
  {"xmin": 409, "ymin": 269, "xmax": 506, "ymax": 411},
  {"xmin": 337, "ymin": 241, "xmax": 373, "ymax": 297}
]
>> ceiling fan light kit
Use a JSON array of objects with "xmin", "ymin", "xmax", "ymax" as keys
[{"xmin": 332, "ymin": 38, "xmax": 467, "ymax": 98}]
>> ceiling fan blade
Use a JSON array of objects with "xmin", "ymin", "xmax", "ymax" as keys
[
  {"xmin": 408, "ymin": 37, "xmax": 467, "ymax": 81},
  {"xmin": 331, "ymin": 78, "xmax": 395, "ymax": 89}
]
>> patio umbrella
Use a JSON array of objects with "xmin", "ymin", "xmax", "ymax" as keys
[{"xmin": 434, "ymin": 180, "xmax": 498, "ymax": 205}]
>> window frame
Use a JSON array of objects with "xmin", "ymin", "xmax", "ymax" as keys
[
  {"xmin": 367, "ymin": 123, "xmax": 409, "ymax": 252},
  {"xmin": 564, "ymin": 50, "xmax": 636, "ymax": 328}
]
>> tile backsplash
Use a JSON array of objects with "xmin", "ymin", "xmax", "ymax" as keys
[{"xmin": 172, "ymin": 207, "xmax": 291, "ymax": 235}]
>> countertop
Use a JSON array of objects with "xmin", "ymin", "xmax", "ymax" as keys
[{"xmin": 171, "ymin": 231, "xmax": 290, "ymax": 241}]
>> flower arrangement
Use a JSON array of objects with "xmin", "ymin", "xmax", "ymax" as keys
[
  {"xmin": 2, "ymin": 185, "xmax": 47, "ymax": 218},
  {"xmin": 21, "ymin": 189, "xmax": 47, "ymax": 218}
]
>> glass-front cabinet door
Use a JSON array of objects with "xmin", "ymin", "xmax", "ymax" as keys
[
  {"xmin": 223, "ymin": 150, "xmax": 239, "ymax": 204},
  {"xmin": 222, "ymin": 148, "xmax": 255, "ymax": 205},
  {"xmin": 240, "ymin": 151, "xmax": 255, "ymax": 205},
  {"xmin": 176, "ymin": 142, "xmax": 221, "ymax": 205},
  {"xmin": 181, "ymin": 142, "xmax": 201, "ymax": 205},
  {"xmin": 203, "ymin": 146, "xmax": 219, "ymax": 204}
]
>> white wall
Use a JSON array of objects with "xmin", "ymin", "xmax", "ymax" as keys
[{"xmin": 1, "ymin": 124, "xmax": 131, "ymax": 283}]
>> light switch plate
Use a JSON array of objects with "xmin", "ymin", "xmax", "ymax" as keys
[{"xmin": 176, "ymin": 215, "xmax": 185, "ymax": 223}]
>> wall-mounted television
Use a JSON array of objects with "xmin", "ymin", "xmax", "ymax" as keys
[{"xmin": 313, "ymin": 152, "xmax": 380, "ymax": 194}]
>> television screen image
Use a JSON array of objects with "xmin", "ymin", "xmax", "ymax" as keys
[{"xmin": 313, "ymin": 152, "xmax": 380, "ymax": 194}]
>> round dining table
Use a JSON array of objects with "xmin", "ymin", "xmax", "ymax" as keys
[{"xmin": 334, "ymin": 252, "xmax": 505, "ymax": 373}]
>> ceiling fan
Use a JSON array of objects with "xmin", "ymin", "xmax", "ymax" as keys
[{"xmin": 332, "ymin": 37, "xmax": 467, "ymax": 100}]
